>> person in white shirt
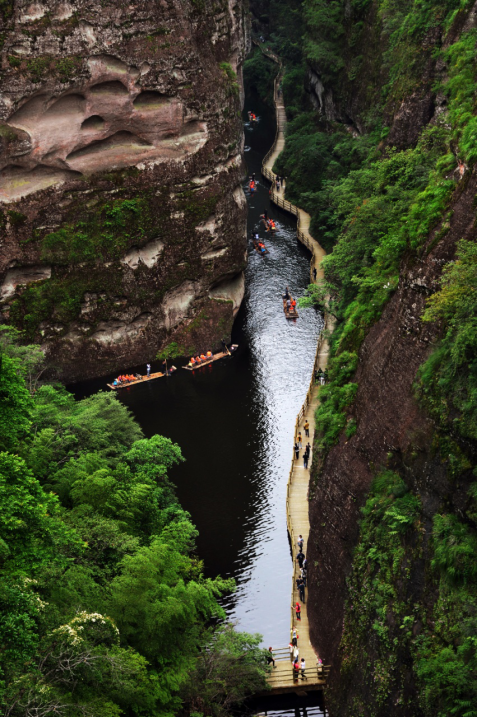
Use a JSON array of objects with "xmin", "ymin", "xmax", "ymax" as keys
[{"xmin": 300, "ymin": 658, "xmax": 307, "ymax": 680}]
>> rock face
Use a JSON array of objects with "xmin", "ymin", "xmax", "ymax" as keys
[{"xmin": 0, "ymin": 0, "xmax": 249, "ymax": 381}]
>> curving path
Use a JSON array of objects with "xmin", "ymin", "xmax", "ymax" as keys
[{"xmin": 255, "ymin": 42, "xmax": 333, "ymax": 691}]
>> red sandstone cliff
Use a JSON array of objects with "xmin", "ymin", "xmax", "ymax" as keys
[{"xmin": 0, "ymin": 0, "xmax": 249, "ymax": 381}]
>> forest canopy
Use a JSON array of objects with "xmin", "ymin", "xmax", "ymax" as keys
[{"xmin": 0, "ymin": 327, "xmax": 269, "ymax": 716}]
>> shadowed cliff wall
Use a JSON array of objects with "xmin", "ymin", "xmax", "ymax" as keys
[{"xmin": 0, "ymin": 0, "xmax": 249, "ymax": 381}]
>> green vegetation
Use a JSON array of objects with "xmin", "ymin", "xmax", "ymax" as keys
[
  {"xmin": 340, "ymin": 470, "xmax": 477, "ymax": 716},
  {"xmin": 264, "ymin": 0, "xmax": 477, "ymax": 711},
  {"xmin": 41, "ymin": 198, "xmax": 151, "ymax": 265},
  {"xmin": 219, "ymin": 62, "xmax": 240, "ymax": 96},
  {"xmin": 0, "ymin": 327, "xmax": 270, "ymax": 715},
  {"xmin": 243, "ymin": 49, "xmax": 277, "ymax": 104}
]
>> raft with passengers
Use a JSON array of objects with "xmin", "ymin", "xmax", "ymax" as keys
[
  {"xmin": 107, "ymin": 342, "xmax": 238, "ymax": 389},
  {"xmin": 283, "ymin": 286, "xmax": 299, "ymax": 318},
  {"xmin": 107, "ymin": 366, "xmax": 176, "ymax": 390},
  {"xmin": 184, "ymin": 342, "xmax": 238, "ymax": 370}
]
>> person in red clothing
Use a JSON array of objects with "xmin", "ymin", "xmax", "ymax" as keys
[{"xmin": 292, "ymin": 601, "xmax": 301, "ymax": 620}]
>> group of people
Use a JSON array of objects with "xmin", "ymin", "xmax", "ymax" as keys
[
  {"xmin": 275, "ymin": 175, "xmax": 285, "ymax": 192},
  {"xmin": 112, "ymin": 373, "xmax": 139, "ymax": 386},
  {"xmin": 290, "ymin": 540, "xmax": 308, "ymax": 679},
  {"xmin": 315, "ymin": 367, "xmax": 328, "ymax": 385},
  {"xmin": 188, "ymin": 351, "xmax": 213, "ymax": 367},
  {"xmin": 294, "ymin": 435, "xmax": 311, "ymax": 468},
  {"xmin": 283, "ymin": 286, "xmax": 297, "ymax": 314}
]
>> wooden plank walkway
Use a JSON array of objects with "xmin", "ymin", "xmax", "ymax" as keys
[{"xmin": 255, "ymin": 41, "xmax": 333, "ymax": 694}]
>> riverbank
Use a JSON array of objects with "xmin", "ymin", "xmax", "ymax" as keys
[{"xmin": 255, "ymin": 42, "xmax": 333, "ymax": 689}]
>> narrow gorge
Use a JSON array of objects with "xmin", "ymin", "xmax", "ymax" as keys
[{"xmin": 2, "ymin": 0, "xmax": 477, "ymax": 715}]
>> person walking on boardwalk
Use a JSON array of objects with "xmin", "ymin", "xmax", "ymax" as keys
[
  {"xmin": 293, "ymin": 659, "xmax": 300, "ymax": 682},
  {"xmin": 293, "ymin": 601, "xmax": 301, "ymax": 620},
  {"xmin": 296, "ymin": 550, "xmax": 305, "ymax": 568},
  {"xmin": 303, "ymin": 449, "xmax": 309, "ymax": 470},
  {"xmin": 297, "ymin": 432, "xmax": 302, "ymax": 449},
  {"xmin": 294, "ymin": 442, "xmax": 300, "ymax": 460},
  {"xmin": 313, "ymin": 267, "xmax": 317, "ymax": 281},
  {"xmin": 297, "ymin": 577, "xmax": 305, "ymax": 602},
  {"xmin": 298, "ymin": 534, "xmax": 304, "ymax": 552},
  {"xmin": 266, "ymin": 647, "xmax": 276, "ymax": 668},
  {"xmin": 289, "ymin": 642, "xmax": 294, "ymax": 661},
  {"xmin": 291, "ymin": 627, "xmax": 299, "ymax": 646},
  {"xmin": 146, "ymin": 363, "xmax": 151, "ymax": 377},
  {"xmin": 304, "ymin": 419, "xmax": 310, "ymax": 437},
  {"xmin": 293, "ymin": 644, "xmax": 299, "ymax": 663},
  {"xmin": 300, "ymin": 658, "xmax": 307, "ymax": 680}
]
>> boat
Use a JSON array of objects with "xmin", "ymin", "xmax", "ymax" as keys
[
  {"xmin": 183, "ymin": 344, "xmax": 239, "ymax": 370},
  {"xmin": 252, "ymin": 239, "xmax": 269, "ymax": 255},
  {"xmin": 107, "ymin": 367, "xmax": 176, "ymax": 390},
  {"xmin": 283, "ymin": 296, "xmax": 299, "ymax": 319}
]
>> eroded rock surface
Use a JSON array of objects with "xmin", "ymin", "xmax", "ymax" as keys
[{"xmin": 0, "ymin": 0, "xmax": 249, "ymax": 381}]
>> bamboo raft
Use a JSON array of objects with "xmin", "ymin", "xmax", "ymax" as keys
[
  {"xmin": 183, "ymin": 345, "xmax": 238, "ymax": 370},
  {"xmin": 252, "ymin": 239, "xmax": 269, "ymax": 255},
  {"xmin": 107, "ymin": 368, "xmax": 176, "ymax": 390},
  {"xmin": 283, "ymin": 297, "xmax": 299, "ymax": 319}
]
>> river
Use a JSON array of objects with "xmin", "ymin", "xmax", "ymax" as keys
[{"xmin": 73, "ymin": 87, "xmax": 323, "ymax": 661}]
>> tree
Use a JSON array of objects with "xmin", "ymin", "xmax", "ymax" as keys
[
  {"xmin": 0, "ymin": 452, "xmax": 82, "ymax": 574},
  {"xmin": 0, "ymin": 353, "xmax": 32, "ymax": 453},
  {"xmin": 107, "ymin": 533, "xmax": 234, "ymax": 714},
  {"xmin": 183, "ymin": 624, "xmax": 271, "ymax": 716},
  {"xmin": 156, "ymin": 342, "xmax": 183, "ymax": 375}
]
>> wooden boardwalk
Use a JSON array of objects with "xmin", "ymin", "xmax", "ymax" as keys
[{"xmin": 256, "ymin": 41, "xmax": 333, "ymax": 694}]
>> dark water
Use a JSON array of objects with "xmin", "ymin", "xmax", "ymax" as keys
[{"xmin": 73, "ymin": 89, "xmax": 323, "ymax": 651}]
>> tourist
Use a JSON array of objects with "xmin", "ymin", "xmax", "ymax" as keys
[
  {"xmin": 284, "ymin": 286, "xmax": 290, "ymax": 300},
  {"xmin": 221, "ymin": 338, "xmax": 228, "ymax": 354},
  {"xmin": 297, "ymin": 432, "xmax": 302, "ymax": 449},
  {"xmin": 293, "ymin": 659, "xmax": 300, "ymax": 682},
  {"xmin": 267, "ymin": 647, "xmax": 276, "ymax": 668},
  {"xmin": 313, "ymin": 267, "xmax": 317, "ymax": 281},
  {"xmin": 297, "ymin": 577, "xmax": 305, "ymax": 602},
  {"xmin": 289, "ymin": 642, "xmax": 294, "ymax": 661},
  {"xmin": 300, "ymin": 658, "xmax": 307, "ymax": 680},
  {"xmin": 207, "ymin": 350, "xmax": 212, "ymax": 358},
  {"xmin": 146, "ymin": 363, "xmax": 151, "ymax": 377},
  {"xmin": 303, "ymin": 557, "xmax": 308, "ymax": 572},
  {"xmin": 298, "ymin": 534, "xmax": 304, "ymax": 552},
  {"xmin": 190, "ymin": 357, "xmax": 196, "ymax": 367},
  {"xmin": 293, "ymin": 644, "xmax": 299, "ymax": 663},
  {"xmin": 296, "ymin": 551, "xmax": 305, "ymax": 568},
  {"xmin": 303, "ymin": 450, "xmax": 309, "ymax": 470},
  {"xmin": 304, "ymin": 419, "xmax": 310, "ymax": 437},
  {"xmin": 291, "ymin": 627, "xmax": 298, "ymax": 646},
  {"xmin": 294, "ymin": 442, "xmax": 300, "ymax": 460},
  {"xmin": 293, "ymin": 601, "xmax": 301, "ymax": 620},
  {"xmin": 301, "ymin": 566, "xmax": 307, "ymax": 587}
]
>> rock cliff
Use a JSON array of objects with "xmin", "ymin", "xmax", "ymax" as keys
[
  {"xmin": 248, "ymin": 0, "xmax": 477, "ymax": 712},
  {"xmin": 0, "ymin": 0, "xmax": 249, "ymax": 381}
]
